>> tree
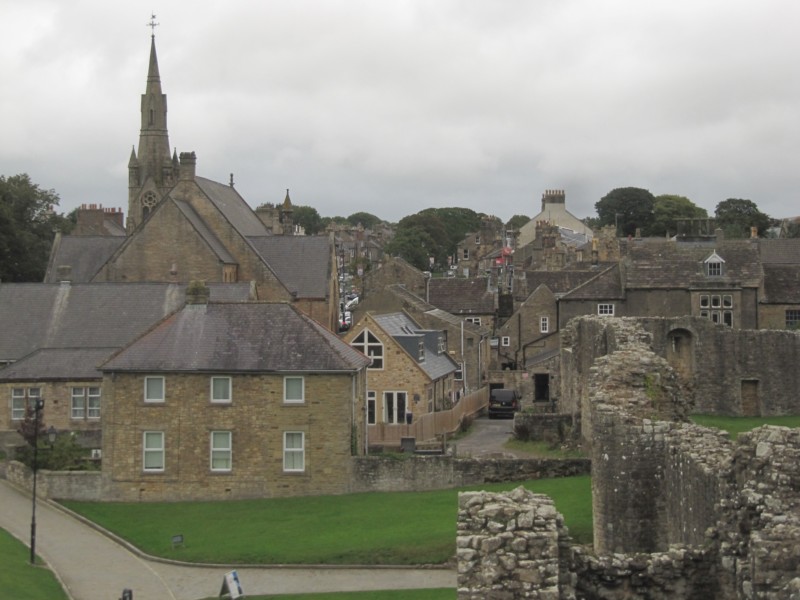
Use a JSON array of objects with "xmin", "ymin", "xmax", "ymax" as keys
[
  {"xmin": 0, "ymin": 174, "xmax": 69, "ymax": 281},
  {"xmin": 506, "ymin": 214, "xmax": 530, "ymax": 231},
  {"xmin": 649, "ymin": 195, "xmax": 708, "ymax": 237},
  {"xmin": 595, "ymin": 187, "xmax": 656, "ymax": 237},
  {"xmin": 714, "ymin": 198, "xmax": 771, "ymax": 238},
  {"xmin": 346, "ymin": 212, "xmax": 382, "ymax": 230},
  {"xmin": 292, "ymin": 205, "xmax": 323, "ymax": 235}
]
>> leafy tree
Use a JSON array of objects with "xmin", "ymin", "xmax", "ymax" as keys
[
  {"xmin": 0, "ymin": 173, "xmax": 69, "ymax": 281},
  {"xmin": 648, "ymin": 195, "xmax": 708, "ymax": 237},
  {"xmin": 506, "ymin": 214, "xmax": 530, "ymax": 231},
  {"xmin": 346, "ymin": 212, "xmax": 382, "ymax": 229},
  {"xmin": 595, "ymin": 187, "xmax": 656, "ymax": 237},
  {"xmin": 384, "ymin": 207, "xmax": 481, "ymax": 271},
  {"xmin": 714, "ymin": 198, "xmax": 771, "ymax": 238},
  {"xmin": 291, "ymin": 205, "xmax": 323, "ymax": 235}
]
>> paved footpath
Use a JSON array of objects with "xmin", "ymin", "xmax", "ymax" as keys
[{"xmin": 0, "ymin": 480, "xmax": 455, "ymax": 600}]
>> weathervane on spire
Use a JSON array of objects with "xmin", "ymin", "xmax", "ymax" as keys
[{"xmin": 147, "ymin": 13, "xmax": 160, "ymax": 37}]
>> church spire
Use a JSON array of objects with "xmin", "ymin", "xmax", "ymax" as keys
[{"xmin": 127, "ymin": 18, "xmax": 176, "ymax": 233}]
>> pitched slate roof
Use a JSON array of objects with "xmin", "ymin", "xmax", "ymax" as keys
[
  {"xmin": 372, "ymin": 313, "xmax": 458, "ymax": 381},
  {"xmin": 247, "ymin": 236, "xmax": 332, "ymax": 299},
  {"xmin": 763, "ymin": 265, "xmax": 800, "ymax": 304},
  {"xmin": 621, "ymin": 240, "xmax": 763, "ymax": 288},
  {"xmin": 560, "ymin": 264, "xmax": 624, "ymax": 300},
  {"xmin": 44, "ymin": 236, "xmax": 126, "ymax": 283},
  {"xmin": 427, "ymin": 278, "xmax": 495, "ymax": 315},
  {"xmin": 385, "ymin": 284, "xmax": 491, "ymax": 334},
  {"xmin": 172, "ymin": 199, "xmax": 236, "ymax": 263},
  {"xmin": 195, "ymin": 177, "xmax": 270, "ymax": 237},
  {"xmin": 0, "ymin": 282, "xmax": 253, "ymax": 362},
  {"xmin": 0, "ymin": 348, "xmax": 115, "ymax": 381},
  {"xmin": 759, "ymin": 239, "xmax": 800, "ymax": 265},
  {"xmin": 523, "ymin": 270, "xmax": 604, "ymax": 297},
  {"xmin": 102, "ymin": 302, "xmax": 369, "ymax": 373}
]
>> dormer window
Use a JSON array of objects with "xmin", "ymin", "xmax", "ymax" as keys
[
  {"xmin": 437, "ymin": 335, "xmax": 446, "ymax": 355},
  {"xmin": 704, "ymin": 251, "xmax": 725, "ymax": 277},
  {"xmin": 418, "ymin": 340, "xmax": 425, "ymax": 362}
]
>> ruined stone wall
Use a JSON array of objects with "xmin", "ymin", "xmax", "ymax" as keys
[
  {"xmin": 466, "ymin": 315, "xmax": 800, "ymax": 598},
  {"xmin": 457, "ymin": 487, "xmax": 574, "ymax": 599}
]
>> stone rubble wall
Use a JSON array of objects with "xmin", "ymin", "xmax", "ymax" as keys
[
  {"xmin": 457, "ymin": 487, "xmax": 574, "ymax": 599},
  {"xmin": 460, "ymin": 316, "xmax": 800, "ymax": 599}
]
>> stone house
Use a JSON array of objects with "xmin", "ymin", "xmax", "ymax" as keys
[
  {"xmin": 454, "ymin": 216, "xmax": 508, "ymax": 277},
  {"xmin": 0, "ymin": 282, "xmax": 252, "ymax": 447},
  {"xmin": 99, "ymin": 295, "xmax": 370, "ymax": 501},
  {"xmin": 342, "ymin": 312, "xmax": 458, "ymax": 427},
  {"xmin": 44, "ymin": 34, "xmax": 341, "ymax": 331},
  {"xmin": 517, "ymin": 190, "xmax": 594, "ymax": 249}
]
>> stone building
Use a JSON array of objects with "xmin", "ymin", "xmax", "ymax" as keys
[
  {"xmin": 100, "ymin": 292, "xmax": 370, "ymax": 501},
  {"xmin": 343, "ymin": 312, "xmax": 458, "ymax": 428},
  {"xmin": 0, "ymin": 281, "xmax": 252, "ymax": 447},
  {"xmin": 44, "ymin": 34, "xmax": 340, "ymax": 331}
]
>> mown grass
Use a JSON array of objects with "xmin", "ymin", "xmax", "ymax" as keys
[
  {"xmin": 0, "ymin": 528, "xmax": 69, "ymax": 600},
  {"xmin": 504, "ymin": 438, "xmax": 587, "ymax": 459},
  {"xmin": 200, "ymin": 590, "xmax": 454, "ymax": 600},
  {"xmin": 690, "ymin": 415, "xmax": 800, "ymax": 439},
  {"xmin": 62, "ymin": 475, "xmax": 592, "ymax": 565}
]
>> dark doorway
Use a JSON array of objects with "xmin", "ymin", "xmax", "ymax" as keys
[{"xmin": 534, "ymin": 373, "xmax": 550, "ymax": 402}]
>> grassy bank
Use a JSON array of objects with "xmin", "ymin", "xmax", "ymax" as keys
[
  {"xmin": 0, "ymin": 528, "xmax": 69, "ymax": 600},
  {"xmin": 63, "ymin": 475, "xmax": 592, "ymax": 565},
  {"xmin": 690, "ymin": 415, "xmax": 800, "ymax": 439}
]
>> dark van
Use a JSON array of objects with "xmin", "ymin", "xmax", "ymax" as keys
[{"xmin": 488, "ymin": 389, "xmax": 520, "ymax": 419}]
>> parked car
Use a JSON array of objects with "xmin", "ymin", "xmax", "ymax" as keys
[
  {"xmin": 488, "ymin": 388, "xmax": 520, "ymax": 419},
  {"xmin": 345, "ymin": 296, "xmax": 359, "ymax": 310}
]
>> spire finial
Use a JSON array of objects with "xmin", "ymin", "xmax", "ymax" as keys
[{"xmin": 147, "ymin": 13, "xmax": 159, "ymax": 38}]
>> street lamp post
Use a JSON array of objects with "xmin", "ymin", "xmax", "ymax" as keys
[{"xmin": 30, "ymin": 398, "xmax": 44, "ymax": 564}]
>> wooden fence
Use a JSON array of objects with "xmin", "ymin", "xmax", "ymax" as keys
[{"xmin": 367, "ymin": 386, "xmax": 488, "ymax": 446}]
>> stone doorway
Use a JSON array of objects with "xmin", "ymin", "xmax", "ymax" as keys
[{"xmin": 740, "ymin": 379, "xmax": 761, "ymax": 417}]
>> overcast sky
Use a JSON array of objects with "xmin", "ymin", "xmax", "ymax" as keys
[{"xmin": 3, "ymin": 0, "xmax": 799, "ymax": 225}]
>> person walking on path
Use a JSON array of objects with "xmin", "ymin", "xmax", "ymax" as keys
[{"xmin": 0, "ymin": 480, "xmax": 455, "ymax": 599}]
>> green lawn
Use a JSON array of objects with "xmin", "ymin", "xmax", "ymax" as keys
[
  {"xmin": 62, "ymin": 475, "xmax": 592, "ymax": 565},
  {"xmin": 0, "ymin": 528, "xmax": 69, "ymax": 600},
  {"xmin": 690, "ymin": 415, "xmax": 800, "ymax": 439},
  {"xmin": 201, "ymin": 590, "xmax": 454, "ymax": 600}
]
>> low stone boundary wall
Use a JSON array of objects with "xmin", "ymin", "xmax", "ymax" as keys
[
  {"xmin": 351, "ymin": 456, "xmax": 590, "ymax": 494},
  {"xmin": 6, "ymin": 461, "xmax": 106, "ymax": 501}
]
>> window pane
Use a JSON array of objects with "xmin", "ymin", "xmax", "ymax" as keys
[
  {"xmin": 11, "ymin": 389, "xmax": 25, "ymax": 420},
  {"xmin": 145, "ymin": 377, "xmax": 164, "ymax": 402},
  {"xmin": 284, "ymin": 432, "xmax": 304, "ymax": 471},
  {"xmin": 211, "ymin": 431, "xmax": 232, "ymax": 471},
  {"xmin": 87, "ymin": 388, "xmax": 101, "ymax": 419},
  {"xmin": 143, "ymin": 432, "xmax": 164, "ymax": 470},
  {"xmin": 285, "ymin": 377, "xmax": 304, "ymax": 402},
  {"xmin": 211, "ymin": 377, "xmax": 231, "ymax": 402},
  {"xmin": 71, "ymin": 388, "xmax": 85, "ymax": 419}
]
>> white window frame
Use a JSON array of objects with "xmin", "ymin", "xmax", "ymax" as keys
[
  {"xmin": 351, "ymin": 329, "xmax": 384, "ymax": 370},
  {"xmin": 501, "ymin": 336, "xmax": 511, "ymax": 347},
  {"xmin": 283, "ymin": 431, "xmax": 305, "ymax": 472},
  {"xmin": 210, "ymin": 431, "xmax": 232, "ymax": 472},
  {"xmin": 11, "ymin": 387, "xmax": 40, "ymax": 421},
  {"xmin": 597, "ymin": 304, "xmax": 615, "ymax": 316},
  {"xmin": 143, "ymin": 431, "xmax": 165, "ymax": 472},
  {"xmin": 284, "ymin": 376, "xmax": 305, "ymax": 404},
  {"xmin": 210, "ymin": 377, "xmax": 232, "ymax": 403},
  {"xmin": 465, "ymin": 317, "xmax": 482, "ymax": 326},
  {"xmin": 540, "ymin": 316, "xmax": 549, "ymax": 333},
  {"xmin": 462, "ymin": 248, "xmax": 469, "ymax": 260},
  {"xmin": 70, "ymin": 387, "xmax": 101, "ymax": 420},
  {"xmin": 454, "ymin": 363, "xmax": 464, "ymax": 381},
  {"xmin": 383, "ymin": 391, "xmax": 407, "ymax": 424},
  {"xmin": 367, "ymin": 391, "xmax": 376, "ymax": 425},
  {"xmin": 144, "ymin": 377, "xmax": 165, "ymax": 403}
]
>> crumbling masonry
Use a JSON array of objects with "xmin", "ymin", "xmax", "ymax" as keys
[{"xmin": 458, "ymin": 316, "xmax": 800, "ymax": 599}]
